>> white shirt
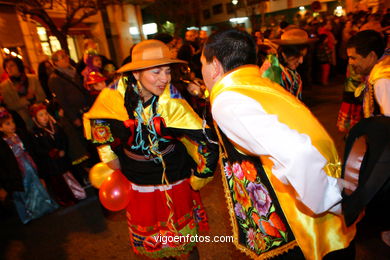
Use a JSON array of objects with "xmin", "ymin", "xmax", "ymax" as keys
[
  {"xmin": 212, "ymin": 91, "xmax": 342, "ymax": 214},
  {"xmin": 374, "ymin": 78, "xmax": 390, "ymax": 116}
]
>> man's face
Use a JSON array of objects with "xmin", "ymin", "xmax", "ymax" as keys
[
  {"xmin": 185, "ymin": 31, "xmax": 197, "ymax": 42},
  {"xmin": 55, "ymin": 53, "xmax": 70, "ymax": 69},
  {"xmin": 347, "ymin": 47, "xmax": 375, "ymax": 75},
  {"xmin": 201, "ymin": 53, "xmax": 215, "ymax": 92},
  {"xmin": 5, "ymin": 61, "xmax": 21, "ymax": 77}
]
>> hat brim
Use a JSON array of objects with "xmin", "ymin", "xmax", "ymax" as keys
[
  {"xmin": 271, "ymin": 38, "xmax": 317, "ymax": 45},
  {"xmin": 117, "ymin": 58, "xmax": 187, "ymax": 73},
  {"xmin": 87, "ymin": 78, "xmax": 107, "ymax": 85}
]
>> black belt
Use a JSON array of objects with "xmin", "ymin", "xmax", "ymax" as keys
[{"xmin": 123, "ymin": 144, "xmax": 175, "ymax": 161}]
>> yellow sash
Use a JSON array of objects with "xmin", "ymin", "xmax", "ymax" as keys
[{"xmin": 210, "ymin": 65, "xmax": 356, "ymax": 260}]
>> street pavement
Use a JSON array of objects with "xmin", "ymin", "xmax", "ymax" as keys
[{"xmin": 1, "ymin": 76, "xmax": 389, "ymax": 260}]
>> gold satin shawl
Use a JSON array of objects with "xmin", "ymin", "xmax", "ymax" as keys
[
  {"xmin": 210, "ymin": 65, "xmax": 356, "ymax": 260},
  {"xmin": 368, "ymin": 55, "xmax": 390, "ymax": 87}
]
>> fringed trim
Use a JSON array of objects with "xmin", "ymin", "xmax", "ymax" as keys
[
  {"xmin": 132, "ymin": 241, "xmax": 196, "ymax": 259},
  {"xmin": 71, "ymin": 155, "xmax": 89, "ymax": 165}
]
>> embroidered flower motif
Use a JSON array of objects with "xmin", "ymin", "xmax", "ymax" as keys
[
  {"xmin": 143, "ymin": 236, "xmax": 163, "ymax": 252},
  {"xmin": 224, "ymin": 162, "xmax": 233, "ymax": 179},
  {"xmin": 251, "ymin": 212, "xmax": 261, "ymax": 227},
  {"xmin": 233, "ymin": 178, "xmax": 251, "ymax": 210},
  {"xmin": 246, "ymin": 228, "xmax": 256, "ymax": 250},
  {"xmin": 241, "ymin": 160, "xmax": 257, "ymax": 182},
  {"xmin": 92, "ymin": 124, "xmax": 113, "ymax": 144},
  {"xmin": 193, "ymin": 207, "xmax": 207, "ymax": 223},
  {"xmin": 260, "ymin": 220, "xmax": 282, "ymax": 238},
  {"xmin": 269, "ymin": 212, "xmax": 287, "ymax": 232},
  {"xmin": 197, "ymin": 154, "xmax": 207, "ymax": 173},
  {"xmin": 232, "ymin": 162, "xmax": 244, "ymax": 180},
  {"xmin": 255, "ymin": 232, "xmax": 267, "ymax": 251},
  {"xmin": 246, "ymin": 182, "xmax": 271, "ymax": 217},
  {"xmin": 234, "ymin": 202, "xmax": 246, "ymax": 220}
]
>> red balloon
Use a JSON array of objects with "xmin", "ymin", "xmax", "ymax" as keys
[{"xmin": 99, "ymin": 170, "xmax": 131, "ymax": 211}]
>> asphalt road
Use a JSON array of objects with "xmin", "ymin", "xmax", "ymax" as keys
[{"xmin": 1, "ymin": 76, "xmax": 389, "ymax": 260}]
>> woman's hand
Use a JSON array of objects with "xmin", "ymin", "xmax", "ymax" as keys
[
  {"xmin": 0, "ymin": 188, "xmax": 7, "ymax": 201},
  {"xmin": 187, "ymin": 78, "xmax": 205, "ymax": 98}
]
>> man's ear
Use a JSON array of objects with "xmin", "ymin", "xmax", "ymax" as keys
[
  {"xmin": 367, "ymin": 50, "xmax": 378, "ymax": 63},
  {"xmin": 211, "ymin": 57, "xmax": 223, "ymax": 80}
]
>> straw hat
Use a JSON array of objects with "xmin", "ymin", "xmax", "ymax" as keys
[
  {"xmin": 272, "ymin": 27, "xmax": 317, "ymax": 45},
  {"xmin": 117, "ymin": 40, "xmax": 186, "ymax": 73}
]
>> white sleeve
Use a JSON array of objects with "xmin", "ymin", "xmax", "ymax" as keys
[
  {"xmin": 374, "ymin": 78, "xmax": 390, "ymax": 116},
  {"xmin": 212, "ymin": 91, "xmax": 342, "ymax": 214}
]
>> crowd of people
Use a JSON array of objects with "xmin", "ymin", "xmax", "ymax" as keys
[{"xmin": 0, "ymin": 7, "xmax": 389, "ymax": 260}]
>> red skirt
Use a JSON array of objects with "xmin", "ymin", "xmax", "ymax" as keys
[
  {"xmin": 337, "ymin": 102, "xmax": 362, "ymax": 133},
  {"xmin": 126, "ymin": 178, "xmax": 208, "ymax": 258}
]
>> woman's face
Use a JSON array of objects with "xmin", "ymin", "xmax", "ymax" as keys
[
  {"xmin": 5, "ymin": 61, "xmax": 21, "ymax": 77},
  {"xmin": 35, "ymin": 109, "xmax": 50, "ymax": 127},
  {"xmin": 0, "ymin": 117, "xmax": 16, "ymax": 136},
  {"xmin": 92, "ymin": 56, "xmax": 102, "ymax": 68},
  {"xmin": 133, "ymin": 65, "xmax": 171, "ymax": 101},
  {"xmin": 283, "ymin": 48, "xmax": 307, "ymax": 70}
]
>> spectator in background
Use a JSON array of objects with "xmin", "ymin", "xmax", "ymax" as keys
[
  {"xmin": 29, "ymin": 103, "xmax": 86, "ymax": 207},
  {"xmin": 260, "ymin": 27, "xmax": 315, "ymax": 100},
  {"xmin": 76, "ymin": 39, "xmax": 116, "ymax": 85},
  {"xmin": 85, "ymin": 71, "xmax": 107, "ymax": 105},
  {"xmin": 360, "ymin": 13, "xmax": 384, "ymax": 33},
  {"xmin": 0, "ymin": 57, "xmax": 46, "ymax": 130},
  {"xmin": 81, "ymin": 49, "xmax": 103, "ymax": 88},
  {"xmin": 49, "ymin": 50, "xmax": 88, "ymax": 128},
  {"xmin": 316, "ymin": 34, "xmax": 333, "ymax": 85},
  {"xmin": 318, "ymin": 20, "xmax": 337, "ymax": 67},
  {"xmin": 37, "ymin": 58, "xmax": 55, "ymax": 98},
  {"xmin": 178, "ymin": 30, "xmax": 202, "ymax": 78},
  {"xmin": 48, "ymin": 50, "xmax": 92, "ymax": 176},
  {"xmin": 0, "ymin": 106, "xmax": 59, "ymax": 224}
]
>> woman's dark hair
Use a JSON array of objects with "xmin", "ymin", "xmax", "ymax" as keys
[
  {"xmin": 203, "ymin": 29, "xmax": 257, "ymax": 72},
  {"xmin": 318, "ymin": 34, "xmax": 328, "ymax": 44},
  {"xmin": 263, "ymin": 29, "xmax": 272, "ymax": 39},
  {"xmin": 278, "ymin": 44, "xmax": 308, "ymax": 67},
  {"xmin": 347, "ymin": 30, "xmax": 385, "ymax": 59},
  {"xmin": 123, "ymin": 72, "xmax": 139, "ymax": 119},
  {"xmin": 38, "ymin": 60, "xmax": 53, "ymax": 97},
  {"xmin": 3, "ymin": 57, "xmax": 25, "ymax": 74},
  {"xmin": 153, "ymin": 33, "xmax": 174, "ymax": 44},
  {"xmin": 0, "ymin": 110, "xmax": 12, "ymax": 132}
]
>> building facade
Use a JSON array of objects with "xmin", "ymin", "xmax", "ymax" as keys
[{"xmin": 0, "ymin": 2, "xmax": 146, "ymax": 74}]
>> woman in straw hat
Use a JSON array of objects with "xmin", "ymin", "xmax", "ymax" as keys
[
  {"xmin": 83, "ymin": 39, "xmax": 218, "ymax": 259},
  {"xmin": 259, "ymin": 27, "xmax": 316, "ymax": 100}
]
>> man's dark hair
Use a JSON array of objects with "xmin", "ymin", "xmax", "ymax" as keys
[
  {"xmin": 347, "ymin": 30, "xmax": 385, "ymax": 58},
  {"xmin": 3, "ymin": 57, "xmax": 25, "ymax": 74},
  {"xmin": 280, "ymin": 21, "xmax": 289, "ymax": 30},
  {"xmin": 153, "ymin": 33, "xmax": 173, "ymax": 44},
  {"xmin": 203, "ymin": 29, "xmax": 256, "ymax": 72}
]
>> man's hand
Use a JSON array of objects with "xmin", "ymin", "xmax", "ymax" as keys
[
  {"xmin": 73, "ymin": 118, "xmax": 82, "ymax": 127},
  {"xmin": 0, "ymin": 188, "xmax": 8, "ymax": 201}
]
